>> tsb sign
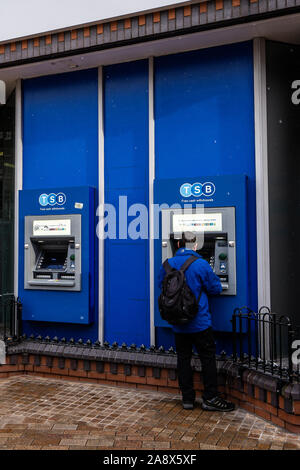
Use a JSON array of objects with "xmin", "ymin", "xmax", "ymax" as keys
[
  {"xmin": 180, "ymin": 182, "xmax": 215, "ymax": 198},
  {"xmin": 39, "ymin": 192, "xmax": 66, "ymax": 207}
]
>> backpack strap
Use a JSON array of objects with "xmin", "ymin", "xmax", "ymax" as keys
[
  {"xmin": 163, "ymin": 259, "xmax": 173, "ymax": 274},
  {"xmin": 196, "ymin": 287, "xmax": 202, "ymax": 304},
  {"xmin": 163, "ymin": 255, "xmax": 198, "ymax": 274},
  {"xmin": 179, "ymin": 255, "xmax": 199, "ymax": 273},
  {"xmin": 181, "ymin": 256, "xmax": 203, "ymax": 303}
]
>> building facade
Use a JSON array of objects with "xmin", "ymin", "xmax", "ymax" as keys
[{"xmin": 1, "ymin": 0, "xmax": 300, "ymax": 351}]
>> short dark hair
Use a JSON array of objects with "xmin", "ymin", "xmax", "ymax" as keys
[{"xmin": 177, "ymin": 231, "xmax": 196, "ymax": 248}]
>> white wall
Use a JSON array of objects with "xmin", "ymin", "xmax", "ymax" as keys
[{"xmin": 0, "ymin": 0, "xmax": 192, "ymax": 43}]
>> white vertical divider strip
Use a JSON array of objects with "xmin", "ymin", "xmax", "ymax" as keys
[
  {"xmin": 14, "ymin": 79, "xmax": 23, "ymax": 298},
  {"xmin": 149, "ymin": 57, "xmax": 155, "ymax": 346},
  {"xmin": 98, "ymin": 66, "xmax": 105, "ymax": 343},
  {"xmin": 253, "ymin": 38, "xmax": 271, "ymax": 310}
]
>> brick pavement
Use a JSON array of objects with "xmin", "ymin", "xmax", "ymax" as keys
[{"xmin": 0, "ymin": 375, "xmax": 299, "ymax": 450}]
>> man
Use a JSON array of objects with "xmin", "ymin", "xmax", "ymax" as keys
[{"xmin": 158, "ymin": 231, "xmax": 235, "ymax": 412}]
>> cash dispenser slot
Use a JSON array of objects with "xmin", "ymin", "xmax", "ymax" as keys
[
  {"xmin": 28, "ymin": 237, "xmax": 76, "ymax": 287},
  {"xmin": 24, "ymin": 215, "xmax": 81, "ymax": 291}
]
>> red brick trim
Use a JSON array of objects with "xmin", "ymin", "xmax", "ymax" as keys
[
  {"xmin": 168, "ymin": 8, "xmax": 176, "ymax": 20},
  {"xmin": 97, "ymin": 24, "xmax": 104, "ymax": 34},
  {"xmin": 200, "ymin": 2, "xmax": 208, "ymax": 13},
  {"xmin": 286, "ymin": 422, "xmax": 300, "ymax": 433},
  {"xmin": 184, "ymin": 6, "xmax": 192, "ymax": 16},
  {"xmin": 153, "ymin": 12, "xmax": 161, "ymax": 22},
  {"xmin": 0, "ymin": 0, "xmax": 295, "ymax": 70},
  {"xmin": 138, "ymin": 15, "xmax": 146, "ymax": 26},
  {"xmin": 294, "ymin": 401, "xmax": 300, "ymax": 415},
  {"xmin": 110, "ymin": 22, "xmax": 118, "ymax": 32}
]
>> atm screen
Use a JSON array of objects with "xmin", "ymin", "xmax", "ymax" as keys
[
  {"xmin": 172, "ymin": 213, "xmax": 223, "ymax": 233},
  {"xmin": 39, "ymin": 250, "xmax": 67, "ymax": 270},
  {"xmin": 33, "ymin": 219, "xmax": 71, "ymax": 236}
]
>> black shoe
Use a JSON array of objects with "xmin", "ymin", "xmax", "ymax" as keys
[
  {"xmin": 201, "ymin": 396, "xmax": 235, "ymax": 412},
  {"xmin": 182, "ymin": 402, "xmax": 194, "ymax": 410}
]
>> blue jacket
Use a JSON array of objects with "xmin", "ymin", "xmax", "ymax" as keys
[{"xmin": 158, "ymin": 248, "xmax": 222, "ymax": 333}]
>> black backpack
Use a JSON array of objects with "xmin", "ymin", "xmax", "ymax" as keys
[{"xmin": 158, "ymin": 255, "xmax": 202, "ymax": 325}]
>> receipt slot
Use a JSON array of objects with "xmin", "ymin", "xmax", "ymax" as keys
[
  {"xmin": 19, "ymin": 186, "xmax": 96, "ymax": 324},
  {"xmin": 161, "ymin": 207, "xmax": 236, "ymax": 295},
  {"xmin": 24, "ymin": 215, "xmax": 81, "ymax": 291}
]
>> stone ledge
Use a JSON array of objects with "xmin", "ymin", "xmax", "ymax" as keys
[
  {"xmin": 6, "ymin": 340, "xmax": 179, "ymax": 369},
  {"xmin": 282, "ymin": 383, "xmax": 300, "ymax": 401}
]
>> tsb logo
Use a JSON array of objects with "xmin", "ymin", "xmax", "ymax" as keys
[
  {"xmin": 180, "ymin": 182, "xmax": 215, "ymax": 198},
  {"xmin": 39, "ymin": 192, "xmax": 66, "ymax": 206}
]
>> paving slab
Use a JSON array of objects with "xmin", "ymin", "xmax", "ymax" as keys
[{"xmin": 0, "ymin": 375, "xmax": 299, "ymax": 450}]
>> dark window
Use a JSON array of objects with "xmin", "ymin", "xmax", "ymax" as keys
[{"xmin": 0, "ymin": 91, "xmax": 15, "ymax": 297}]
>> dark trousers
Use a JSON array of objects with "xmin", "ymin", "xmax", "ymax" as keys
[{"xmin": 175, "ymin": 327, "xmax": 218, "ymax": 402}]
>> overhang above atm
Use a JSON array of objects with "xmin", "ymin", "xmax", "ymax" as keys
[{"xmin": 2, "ymin": 5, "xmax": 300, "ymax": 85}]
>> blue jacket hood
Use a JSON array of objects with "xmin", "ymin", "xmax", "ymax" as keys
[{"xmin": 174, "ymin": 248, "xmax": 201, "ymax": 258}]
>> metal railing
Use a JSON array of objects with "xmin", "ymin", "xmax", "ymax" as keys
[
  {"xmin": 0, "ymin": 293, "xmax": 22, "ymax": 341},
  {"xmin": 231, "ymin": 307, "xmax": 300, "ymax": 383}
]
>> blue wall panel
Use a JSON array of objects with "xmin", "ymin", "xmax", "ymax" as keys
[
  {"xmin": 104, "ymin": 60, "xmax": 150, "ymax": 347},
  {"xmin": 154, "ymin": 42, "xmax": 257, "ymax": 349},
  {"xmin": 23, "ymin": 69, "xmax": 98, "ymax": 189},
  {"xmin": 21, "ymin": 69, "xmax": 99, "ymax": 341}
]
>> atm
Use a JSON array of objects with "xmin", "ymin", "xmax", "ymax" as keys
[
  {"xmin": 24, "ymin": 214, "xmax": 81, "ymax": 291},
  {"xmin": 154, "ymin": 175, "xmax": 250, "ymax": 333},
  {"xmin": 19, "ymin": 186, "xmax": 96, "ymax": 324},
  {"xmin": 161, "ymin": 207, "xmax": 236, "ymax": 295}
]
